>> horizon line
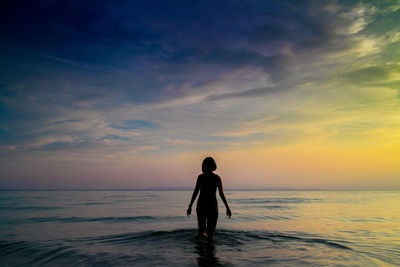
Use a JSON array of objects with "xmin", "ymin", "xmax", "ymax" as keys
[{"xmin": 0, "ymin": 187, "xmax": 399, "ymax": 191}]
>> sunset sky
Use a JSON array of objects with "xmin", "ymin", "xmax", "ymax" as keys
[{"xmin": 1, "ymin": 0, "xmax": 400, "ymax": 189}]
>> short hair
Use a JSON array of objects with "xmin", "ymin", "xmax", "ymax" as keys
[{"xmin": 202, "ymin": 157, "xmax": 217, "ymax": 173}]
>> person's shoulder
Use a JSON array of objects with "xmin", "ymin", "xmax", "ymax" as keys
[{"xmin": 213, "ymin": 173, "xmax": 222, "ymax": 181}]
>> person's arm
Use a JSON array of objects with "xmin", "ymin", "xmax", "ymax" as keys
[
  {"xmin": 187, "ymin": 176, "xmax": 200, "ymax": 217},
  {"xmin": 217, "ymin": 176, "xmax": 232, "ymax": 218}
]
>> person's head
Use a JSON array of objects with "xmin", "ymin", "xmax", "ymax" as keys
[{"xmin": 202, "ymin": 157, "xmax": 217, "ymax": 173}]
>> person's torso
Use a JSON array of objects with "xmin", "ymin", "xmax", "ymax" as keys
[{"xmin": 198, "ymin": 173, "xmax": 218, "ymax": 206}]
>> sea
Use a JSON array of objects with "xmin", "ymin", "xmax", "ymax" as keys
[{"xmin": 0, "ymin": 190, "xmax": 399, "ymax": 266}]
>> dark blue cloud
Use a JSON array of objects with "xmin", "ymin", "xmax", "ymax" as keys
[
  {"xmin": 205, "ymin": 86, "xmax": 285, "ymax": 101},
  {"xmin": 110, "ymin": 120, "xmax": 159, "ymax": 130},
  {"xmin": 40, "ymin": 141, "xmax": 75, "ymax": 150},
  {"xmin": 0, "ymin": 0, "xmax": 351, "ymax": 105}
]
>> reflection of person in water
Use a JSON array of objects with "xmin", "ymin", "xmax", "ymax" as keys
[{"xmin": 187, "ymin": 157, "xmax": 232, "ymax": 242}]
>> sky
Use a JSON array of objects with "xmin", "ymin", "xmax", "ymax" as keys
[{"xmin": 1, "ymin": 0, "xmax": 400, "ymax": 189}]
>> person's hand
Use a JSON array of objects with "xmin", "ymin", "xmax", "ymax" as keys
[
  {"xmin": 226, "ymin": 207, "xmax": 232, "ymax": 219},
  {"xmin": 187, "ymin": 206, "xmax": 192, "ymax": 217}
]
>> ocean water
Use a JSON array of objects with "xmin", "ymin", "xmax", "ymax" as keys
[{"xmin": 0, "ymin": 190, "xmax": 399, "ymax": 266}]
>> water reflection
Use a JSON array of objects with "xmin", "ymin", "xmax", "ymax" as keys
[{"xmin": 195, "ymin": 241, "xmax": 220, "ymax": 266}]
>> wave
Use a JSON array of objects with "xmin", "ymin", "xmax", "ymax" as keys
[
  {"xmin": 259, "ymin": 205, "xmax": 294, "ymax": 209},
  {"xmin": 232, "ymin": 198, "xmax": 321, "ymax": 204},
  {"xmin": 233, "ymin": 214, "xmax": 291, "ymax": 221},
  {"xmin": 2, "ymin": 206, "xmax": 63, "ymax": 211},
  {"xmin": 0, "ymin": 240, "xmax": 108, "ymax": 266},
  {"xmin": 74, "ymin": 228, "xmax": 353, "ymax": 250},
  {"xmin": 0, "ymin": 229, "xmax": 358, "ymax": 266},
  {"xmin": 232, "ymin": 231, "xmax": 352, "ymax": 250},
  {"xmin": 238, "ymin": 205, "xmax": 295, "ymax": 210},
  {"xmin": 24, "ymin": 214, "xmax": 292, "ymax": 224},
  {"xmin": 71, "ymin": 202, "xmax": 111, "ymax": 206},
  {"xmin": 217, "ymin": 229, "xmax": 352, "ymax": 250},
  {"xmin": 28, "ymin": 215, "xmax": 184, "ymax": 224},
  {"xmin": 84, "ymin": 229, "xmax": 195, "ymax": 245}
]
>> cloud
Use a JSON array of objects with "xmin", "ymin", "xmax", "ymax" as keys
[
  {"xmin": 346, "ymin": 66, "xmax": 391, "ymax": 83},
  {"xmin": 205, "ymin": 86, "xmax": 284, "ymax": 101},
  {"xmin": 345, "ymin": 63, "xmax": 400, "ymax": 84},
  {"xmin": 109, "ymin": 120, "xmax": 159, "ymax": 130}
]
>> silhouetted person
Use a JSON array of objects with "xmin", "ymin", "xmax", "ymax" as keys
[{"xmin": 187, "ymin": 157, "xmax": 232, "ymax": 242}]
